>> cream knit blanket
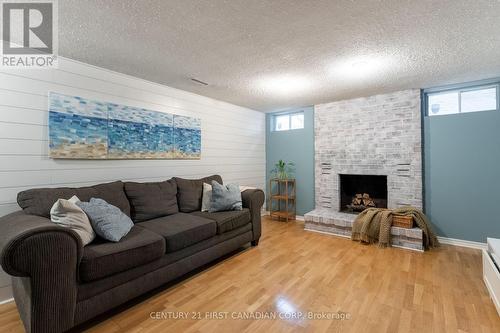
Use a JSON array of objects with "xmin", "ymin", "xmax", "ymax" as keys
[{"xmin": 351, "ymin": 206, "xmax": 439, "ymax": 250}]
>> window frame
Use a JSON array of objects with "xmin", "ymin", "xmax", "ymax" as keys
[
  {"xmin": 271, "ymin": 111, "xmax": 305, "ymax": 132},
  {"xmin": 423, "ymin": 79, "xmax": 500, "ymax": 117}
]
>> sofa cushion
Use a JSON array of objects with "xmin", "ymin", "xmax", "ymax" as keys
[
  {"xmin": 77, "ymin": 223, "xmax": 253, "ymax": 302},
  {"xmin": 17, "ymin": 181, "xmax": 131, "ymax": 218},
  {"xmin": 173, "ymin": 175, "xmax": 222, "ymax": 212},
  {"xmin": 190, "ymin": 208, "xmax": 251, "ymax": 234},
  {"xmin": 124, "ymin": 179, "xmax": 178, "ymax": 222},
  {"xmin": 137, "ymin": 213, "xmax": 216, "ymax": 252},
  {"xmin": 80, "ymin": 226, "xmax": 165, "ymax": 282}
]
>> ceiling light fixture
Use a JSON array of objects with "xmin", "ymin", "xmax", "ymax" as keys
[
  {"xmin": 331, "ymin": 55, "xmax": 390, "ymax": 80},
  {"xmin": 256, "ymin": 75, "xmax": 312, "ymax": 96},
  {"xmin": 352, "ymin": 60, "xmax": 369, "ymax": 70}
]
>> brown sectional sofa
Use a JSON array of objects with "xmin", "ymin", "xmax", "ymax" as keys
[{"xmin": 0, "ymin": 175, "xmax": 265, "ymax": 333}]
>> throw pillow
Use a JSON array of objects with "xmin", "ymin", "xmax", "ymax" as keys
[
  {"xmin": 209, "ymin": 181, "xmax": 242, "ymax": 212},
  {"xmin": 201, "ymin": 182, "xmax": 212, "ymax": 212},
  {"xmin": 76, "ymin": 198, "xmax": 133, "ymax": 242},
  {"xmin": 50, "ymin": 195, "xmax": 95, "ymax": 246}
]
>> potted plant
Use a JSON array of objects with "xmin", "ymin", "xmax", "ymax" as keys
[{"xmin": 271, "ymin": 160, "xmax": 296, "ymax": 179}]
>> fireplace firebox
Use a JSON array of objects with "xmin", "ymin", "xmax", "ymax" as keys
[{"xmin": 339, "ymin": 174, "xmax": 387, "ymax": 213}]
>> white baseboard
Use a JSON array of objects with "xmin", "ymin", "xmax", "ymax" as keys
[
  {"xmin": 262, "ymin": 211, "xmax": 304, "ymax": 221},
  {"xmin": 0, "ymin": 298, "xmax": 13, "ymax": 305},
  {"xmin": 437, "ymin": 236, "xmax": 487, "ymax": 250}
]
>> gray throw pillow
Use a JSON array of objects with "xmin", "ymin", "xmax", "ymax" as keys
[
  {"xmin": 209, "ymin": 181, "xmax": 242, "ymax": 212},
  {"xmin": 76, "ymin": 198, "xmax": 133, "ymax": 242}
]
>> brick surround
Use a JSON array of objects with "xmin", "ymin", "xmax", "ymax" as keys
[
  {"xmin": 304, "ymin": 89, "xmax": 424, "ymax": 251},
  {"xmin": 314, "ymin": 89, "xmax": 422, "ymax": 210}
]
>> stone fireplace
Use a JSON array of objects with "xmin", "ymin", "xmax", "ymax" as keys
[{"xmin": 304, "ymin": 90, "xmax": 424, "ymax": 251}]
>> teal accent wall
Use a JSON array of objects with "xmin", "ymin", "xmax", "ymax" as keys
[
  {"xmin": 424, "ymin": 110, "xmax": 500, "ymax": 242},
  {"xmin": 266, "ymin": 107, "xmax": 315, "ymax": 215}
]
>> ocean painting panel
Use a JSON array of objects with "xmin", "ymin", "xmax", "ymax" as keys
[
  {"xmin": 173, "ymin": 115, "xmax": 201, "ymax": 159},
  {"xmin": 49, "ymin": 92, "xmax": 201, "ymax": 160},
  {"xmin": 108, "ymin": 104, "xmax": 175, "ymax": 159},
  {"xmin": 49, "ymin": 93, "xmax": 108, "ymax": 159}
]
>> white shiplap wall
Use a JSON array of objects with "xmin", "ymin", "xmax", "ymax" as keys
[{"xmin": 0, "ymin": 58, "xmax": 266, "ymax": 302}]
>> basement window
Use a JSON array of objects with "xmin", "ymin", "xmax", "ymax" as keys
[
  {"xmin": 425, "ymin": 82, "xmax": 499, "ymax": 116},
  {"xmin": 273, "ymin": 112, "xmax": 304, "ymax": 131}
]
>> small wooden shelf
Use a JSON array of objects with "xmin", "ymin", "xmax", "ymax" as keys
[
  {"xmin": 271, "ymin": 195, "xmax": 296, "ymax": 200},
  {"xmin": 271, "ymin": 211, "xmax": 295, "ymax": 218},
  {"xmin": 269, "ymin": 178, "xmax": 296, "ymax": 222}
]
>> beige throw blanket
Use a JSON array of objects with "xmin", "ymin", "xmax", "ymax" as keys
[{"xmin": 351, "ymin": 206, "xmax": 439, "ymax": 250}]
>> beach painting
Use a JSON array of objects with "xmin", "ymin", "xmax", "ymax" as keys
[
  {"xmin": 173, "ymin": 115, "xmax": 201, "ymax": 159},
  {"xmin": 49, "ymin": 92, "xmax": 201, "ymax": 160},
  {"xmin": 107, "ymin": 104, "xmax": 175, "ymax": 159},
  {"xmin": 49, "ymin": 93, "xmax": 108, "ymax": 159}
]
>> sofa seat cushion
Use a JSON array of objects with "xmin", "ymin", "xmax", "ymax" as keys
[
  {"xmin": 80, "ymin": 226, "xmax": 165, "ymax": 282},
  {"xmin": 77, "ymin": 223, "xmax": 252, "ymax": 302},
  {"xmin": 190, "ymin": 208, "xmax": 251, "ymax": 234},
  {"xmin": 137, "ymin": 213, "xmax": 216, "ymax": 252}
]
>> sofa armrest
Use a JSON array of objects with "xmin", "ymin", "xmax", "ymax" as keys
[
  {"xmin": 0, "ymin": 211, "xmax": 83, "ymax": 276},
  {"xmin": 0, "ymin": 211, "xmax": 82, "ymax": 333},
  {"xmin": 241, "ymin": 189, "xmax": 265, "ymax": 242}
]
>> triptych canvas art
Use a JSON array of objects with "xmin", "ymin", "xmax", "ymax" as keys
[{"xmin": 48, "ymin": 92, "xmax": 201, "ymax": 159}]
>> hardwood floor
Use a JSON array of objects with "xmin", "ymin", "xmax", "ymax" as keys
[{"xmin": 1, "ymin": 216, "xmax": 499, "ymax": 332}]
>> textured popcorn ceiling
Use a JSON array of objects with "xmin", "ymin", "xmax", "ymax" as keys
[{"xmin": 59, "ymin": 0, "xmax": 500, "ymax": 112}]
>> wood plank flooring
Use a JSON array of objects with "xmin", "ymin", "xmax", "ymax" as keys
[{"xmin": 0, "ymin": 216, "xmax": 499, "ymax": 332}]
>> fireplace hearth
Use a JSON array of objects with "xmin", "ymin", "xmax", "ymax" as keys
[{"xmin": 340, "ymin": 174, "xmax": 387, "ymax": 213}]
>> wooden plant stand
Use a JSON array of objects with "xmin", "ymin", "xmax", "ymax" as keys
[{"xmin": 269, "ymin": 178, "xmax": 296, "ymax": 222}]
